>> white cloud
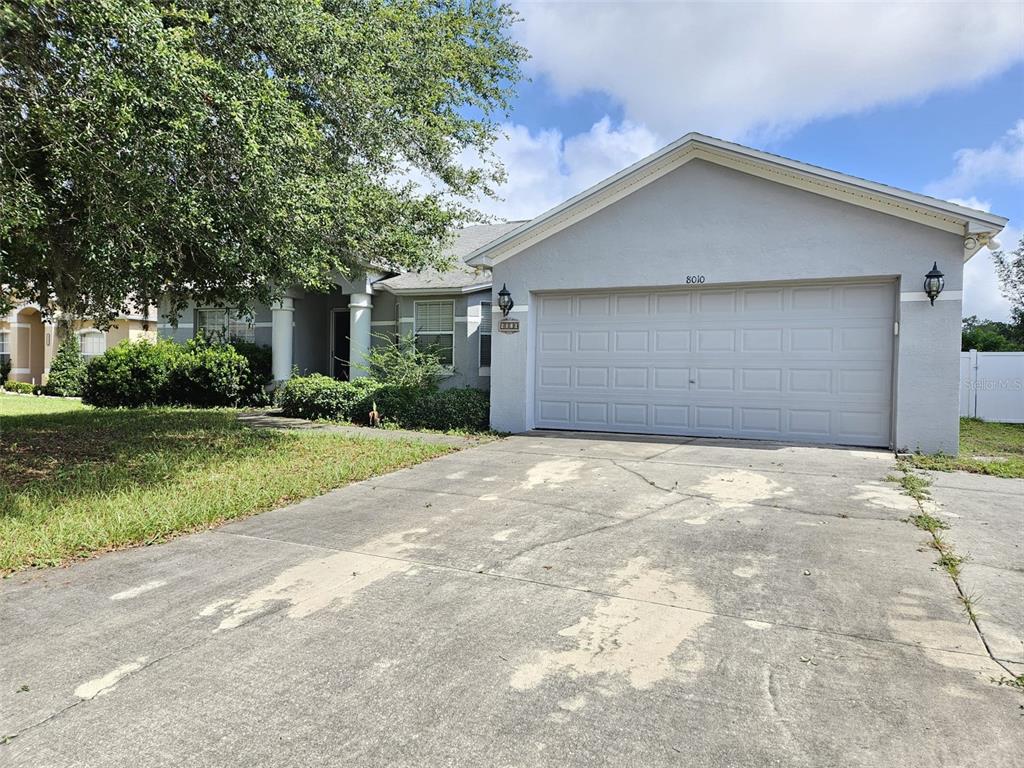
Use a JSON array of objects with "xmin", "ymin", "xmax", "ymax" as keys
[
  {"xmin": 515, "ymin": 1, "xmax": 1024, "ymax": 140},
  {"xmin": 949, "ymin": 196, "xmax": 1015, "ymax": 322},
  {"xmin": 925, "ymin": 120, "xmax": 1024, "ymax": 198},
  {"xmin": 963, "ymin": 230, "xmax": 1017, "ymax": 322},
  {"xmin": 473, "ymin": 117, "xmax": 660, "ymax": 220}
]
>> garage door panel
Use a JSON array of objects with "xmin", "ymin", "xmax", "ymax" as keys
[
  {"xmin": 575, "ymin": 402, "xmax": 609, "ymax": 425},
  {"xmin": 533, "ymin": 281, "xmax": 894, "ymax": 447},
  {"xmin": 575, "ymin": 367, "xmax": 609, "ymax": 388},
  {"xmin": 788, "ymin": 410, "xmax": 832, "ymax": 436},
  {"xmin": 696, "ymin": 329, "xmax": 736, "ymax": 352},
  {"xmin": 741, "ymin": 369, "xmax": 783, "ymax": 392},
  {"xmin": 654, "ymin": 329, "xmax": 690, "ymax": 351},
  {"xmin": 740, "ymin": 407, "xmax": 783, "ymax": 433},
  {"xmin": 539, "ymin": 331, "xmax": 572, "ymax": 352}
]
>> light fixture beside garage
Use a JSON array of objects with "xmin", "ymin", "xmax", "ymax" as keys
[
  {"xmin": 923, "ymin": 262, "xmax": 945, "ymax": 306},
  {"xmin": 497, "ymin": 283, "xmax": 515, "ymax": 317}
]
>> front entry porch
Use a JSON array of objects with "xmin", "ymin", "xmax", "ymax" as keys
[{"xmin": 269, "ymin": 275, "xmax": 385, "ymax": 383}]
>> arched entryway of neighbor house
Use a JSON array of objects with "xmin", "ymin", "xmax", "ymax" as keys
[{"xmin": 11, "ymin": 307, "xmax": 48, "ymax": 385}]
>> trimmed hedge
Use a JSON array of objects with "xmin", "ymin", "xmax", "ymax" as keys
[
  {"xmin": 277, "ymin": 375, "xmax": 381, "ymax": 421},
  {"xmin": 277, "ymin": 374, "xmax": 490, "ymax": 432},
  {"xmin": 167, "ymin": 339, "xmax": 248, "ymax": 407},
  {"xmin": 353, "ymin": 385, "xmax": 489, "ymax": 431},
  {"xmin": 4, "ymin": 380, "xmax": 35, "ymax": 395},
  {"xmin": 232, "ymin": 341, "xmax": 273, "ymax": 406},
  {"xmin": 83, "ymin": 339, "xmax": 181, "ymax": 407},
  {"xmin": 82, "ymin": 338, "xmax": 267, "ymax": 408}
]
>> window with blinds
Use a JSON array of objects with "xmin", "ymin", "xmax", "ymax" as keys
[
  {"xmin": 479, "ymin": 301, "xmax": 492, "ymax": 369},
  {"xmin": 414, "ymin": 301, "xmax": 454, "ymax": 366},
  {"xmin": 0, "ymin": 330, "xmax": 9, "ymax": 364}
]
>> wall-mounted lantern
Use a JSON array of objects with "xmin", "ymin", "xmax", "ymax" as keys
[
  {"xmin": 923, "ymin": 262, "xmax": 945, "ymax": 306},
  {"xmin": 497, "ymin": 283, "xmax": 515, "ymax": 317}
]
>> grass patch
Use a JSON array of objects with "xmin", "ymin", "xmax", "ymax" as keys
[
  {"xmin": 906, "ymin": 418, "xmax": 1024, "ymax": 478},
  {"xmin": 907, "ymin": 511, "xmax": 949, "ymax": 533},
  {"xmin": 0, "ymin": 394, "xmax": 454, "ymax": 573}
]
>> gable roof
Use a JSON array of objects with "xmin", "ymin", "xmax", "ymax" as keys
[
  {"xmin": 374, "ymin": 221, "xmax": 527, "ymax": 294},
  {"xmin": 466, "ymin": 133, "xmax": 1008, "ymax": 268}
]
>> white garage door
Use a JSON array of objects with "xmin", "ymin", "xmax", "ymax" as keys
[{"xmin": 533, "ymin": 281, "xmax": 895, "ymax": 447}]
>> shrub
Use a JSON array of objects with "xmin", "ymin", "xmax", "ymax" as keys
[
  {"xmin": 167, "ymin": 337, "xmax": 248, "ymax": 407},
  {"xmin": 44, "ymin": 334, "xmax": 88, "ymax": 396},
  {"xmin": 4, "ymin": 380, "xmax": 34, "ymax": 394},
  {"xmin": 359, "ymin": 332, "xmax": 448, "ymax": 388},
  {"xmin": 82, "ymin": 339, "xmax": 182, "ymax": 407},
  {"xmin": 231, "ymin": 341, "xmax": 273, "ymax": 405},
  {"xmin": 277, "ymin": 374, "xmax": 381, "ymax": 421},
  {"xmin": 0, "ymin": 356, "xmax": 11, "ymax": 383},
  {"xmin": 352, "ymin": 385, "xmax": 489, "ymax": 431},
  {"xmin": 419, "ymin": 387, "xmax": 490, "ymax": 431}
]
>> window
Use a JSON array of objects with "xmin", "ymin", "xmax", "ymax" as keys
[
  {"xmin": 78, "ymin": 330, "xmax": 106, "ymax": 360},
  {"xmin": 479, "ymin": 301, "xmax": 492, "ymax": 370},
  {"xmin": 0, "ymin": 330, "xmax": 9, "ymax": 366},
  {"xmin": 196, "ymin": 308, "xmax": 255, "ymax": 344},
  {"xmin": 414, "ymin": 301, "xmax": 454, "ymax": 366}
]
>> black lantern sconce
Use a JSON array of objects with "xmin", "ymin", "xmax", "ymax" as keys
[
  {"xmin": 497, "ymin": 283, "xmax": 515, "ymax": 317},
  {"xmin": 923, "ymin": 262, "xmax": 945, "ymax": 306}
]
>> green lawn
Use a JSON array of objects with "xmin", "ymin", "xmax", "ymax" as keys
[
  {"xmin": 0, "ymin": 394, "xmax": 454, "ymax": 573},
  {"xmin": 908, "ymin": 418, "xmax": 1024, "ymax": 478}
]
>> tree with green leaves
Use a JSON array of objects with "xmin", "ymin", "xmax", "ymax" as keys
[
  {"xmin": 992, "ymin": 233, "xmax": 1024, "ymax": 326},
  {"xmin": 961, "ymin": 316, "xmax": 1024, "ymax": 352},
  {"xmin": 44, "ymin": 332, "xmax": 88, "ymax": 395},
  {"xmin": 0, "ymin": 0, "xmax": 525, "ymax": 326}
]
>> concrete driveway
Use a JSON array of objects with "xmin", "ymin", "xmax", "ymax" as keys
[{"xmin": 2, "ymin": 433, "xmax": 1021, "ymax": 767}]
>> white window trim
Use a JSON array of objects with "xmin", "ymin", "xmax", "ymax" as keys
[
  {"xmin": 413, "ymin": 299, "xmax": 455, "ymax": 370},
  {"xmin": 478, "ymin": 301, "xmax": 492, "ymax": 375},
  {"xmin": 0, "ymin": 329, "xmax": 9, "ymax": 358},
  {"xmin": 77, "ymin": 329, "xmax": 106, "ymax": 359},
  {"xmin": 195, "ymin": 307, "xmax": 256, "ymax": 344}
]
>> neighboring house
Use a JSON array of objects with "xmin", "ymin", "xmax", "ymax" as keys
[
  {"xmin": 158, "ymin": 222, "xmax": 525, "ymax": 390},
  {"xmin": 159, "ymin": 132, "xmax": 1007, "ymax": 453},
  {"xmin": 1, "ymin": 304, "xmax": 157, "ymax": 386}
]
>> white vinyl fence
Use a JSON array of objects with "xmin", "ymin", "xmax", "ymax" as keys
[{"xmin": 960, "ymin": 350, "xmax": 1024, "ymax": 422}]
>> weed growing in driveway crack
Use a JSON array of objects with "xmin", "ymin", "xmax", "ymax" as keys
[
  {"xmin": 907, "ymin": 512, "xmax": 949, "ymax": 533},
  {"xmin": 993, "ymin": 674, "xmax": 1024, "ymax": 691},
  {"xmin": 889, "ymin": 458, "xmax": 1021, "ymax": 690},
  {"xmin": 892, "ymin": 463, "xmax": 932, "ymax": 501}
]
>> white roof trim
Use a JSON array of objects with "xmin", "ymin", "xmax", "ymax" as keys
[
  {"xmin": 466, "ymin": 132, "xmax": 1008, "ymax": 269},
  {"xmin": 376, "ymin": 282, "xmax": 492, "ymax": 296}
]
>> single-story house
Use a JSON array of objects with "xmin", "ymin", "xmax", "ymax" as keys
[
  {"xmin": 161, "ymin": 133, "xmax": 1007, "ymax": 453},
  {"xmin": 159, "ymin": 220, "xmax": 526, "ymax": 391},
  {"xmin": 1, "ymin": 304, "xmax": 157, "ymax": 386}
]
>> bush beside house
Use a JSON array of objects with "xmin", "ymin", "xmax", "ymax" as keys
[
  {"xmin": 277, "ymin": 334, "xmax": 489, "ymax": 431},
  {"xmin": 278, "ymin": 376, "xmax": 489, "ymax": 431},
  {"xmin": 277, "ymin": 375, "xmax": 381, "ymax": 421},
  {"xmin": 82, "ymin": 338, "xmax": 271, "ymax": 408}
]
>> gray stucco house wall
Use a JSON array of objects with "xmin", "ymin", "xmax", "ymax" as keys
[
  {"xmin": 157, "ymin": 231, "xmax": 505, "ymax": 390},
  {"xmin": 468, "ymin": 134, "xmax": 1005, "ymax": 454}
]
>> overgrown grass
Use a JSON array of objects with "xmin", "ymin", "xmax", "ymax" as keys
[
  {"xmin": 0, "ymin": 394, "xmax": 454, "ymax": 573},
  {"xmin": 907, "ymin": 418, "xmax": 1024, "ymax": 478}
]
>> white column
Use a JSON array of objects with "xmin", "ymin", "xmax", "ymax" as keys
[
  {"xmin": 271, "ymin": 297, "xmax": 294, "ymax": 382},
  {"xmin": 348, "ymin": 293, "xmax": 372, "ymax": 379}
]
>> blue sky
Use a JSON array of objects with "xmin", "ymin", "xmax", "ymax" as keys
[{"xmin": 473, "ymin": 2, "xmax": 1024, "ymax": 320}]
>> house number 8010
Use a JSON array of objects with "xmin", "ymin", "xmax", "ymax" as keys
[{"xmin": 685, "ymin": 275, "xmax": 706, "ymax": 284}]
